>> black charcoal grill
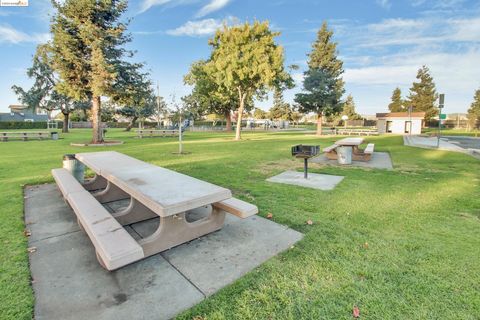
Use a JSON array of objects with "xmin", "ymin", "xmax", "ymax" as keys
[{"xmin": 291, "ymin": 145, "xmax": 320, "ymax": 179}]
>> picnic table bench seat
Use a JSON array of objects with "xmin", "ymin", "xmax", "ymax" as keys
[
  {"xmin": 52, "ymin": 168, "xmax": 144, "ymax": 270},
  {"xmin": 214, "ymin": 197, "xmax": 258, "ymax": 219},
  {"xmin": 364, "ymin": 143, "xmax": 375, "ymax": 154},
  {"xmin": 323, "ymin": 144, "xmax": 338, "ymax": 153},
  {"xmin": 1, "ymin": 131, "xmax": 52, "ymax": 141}
]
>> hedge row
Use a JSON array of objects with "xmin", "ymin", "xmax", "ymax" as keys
[{"xmin": 0, "ymin": 121, "xmax": 64, "ymax": 130}]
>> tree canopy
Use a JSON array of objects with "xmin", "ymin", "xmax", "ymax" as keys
[
  {"xmin": 467, "ymin": 89, "xmax": 480, "ymax": 129},
  {"xmin": 407, "ymin": 65, "xmax": 438, "ymax": 120},
  {"xmin": 203, "ymin": 20, "xmax": 293, "ymax": 140},
  {"xmin": 295, "ymin": 21, "xmax": 344, "ymax": 135},
  {"xmin": 12, "ymin": 43, "xmax": 90, "ymax": 133},
  {"xmin": 49, "ymin": 0, "xmax": 135, "ymax": 143},
  {"xmin": 388, "ymin": 87, "xmax": 404, "ymax": 112},
  {"xmin": 342, "ymin": 94, "xmax": 362, "ymax": 120}
]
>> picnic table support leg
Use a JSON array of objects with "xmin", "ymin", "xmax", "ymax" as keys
[
  {"xmin": 93, "ymin": 181, "xmax": 130, "ymax": 203},
  {"xmin": 83, "ymin": 174, "xmax": 108, "ymax": 191},
  {"xmin": 139, "ymin": 206, "xmax": 226, "ymax": 257},
  {"xmin": 113, "ymin": 198, "xmax": 158, "ymax": 225}
]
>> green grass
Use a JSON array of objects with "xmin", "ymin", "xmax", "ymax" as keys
[{"xmin": 1, "ymin": 129, "xmax": 479, "ymax": 319}]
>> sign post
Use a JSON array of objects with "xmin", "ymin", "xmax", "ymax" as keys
[{"xmin": 437, "ymin": 94, "xmax": 445, "ymax": 148}]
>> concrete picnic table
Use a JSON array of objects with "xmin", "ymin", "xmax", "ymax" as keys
[
  {"xmin": 323, "ymin": 137, "xmax": 375, "ymax": 162},
  {"xmin": 52, "ymin": 151, "xmax": 257, "ymax": 270}
]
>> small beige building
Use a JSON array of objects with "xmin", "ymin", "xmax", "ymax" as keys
[{"xmin": 376, "ymin": 112, "xmax": 425, "ymax": 135}]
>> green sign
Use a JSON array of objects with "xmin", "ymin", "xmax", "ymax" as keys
[{"xmin": 439, "ymin": 114, "xmax": 446, "ymax": 120}]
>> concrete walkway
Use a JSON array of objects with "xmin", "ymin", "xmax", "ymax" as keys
[
  {"xmin": 25, "ymin": 184, "xmax": 303, "ymax": 320},
  {"xmin": 404, "ymin": 135, "xmax": 480, "ymax": 159},
  {"xmin": 310, "ymin": 152, "xmax": 393, "ymax": 170}
]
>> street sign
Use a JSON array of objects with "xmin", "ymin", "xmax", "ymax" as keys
[{"xmin": 439, "ymin": 114, "xmax": 446, "ymax": 120}]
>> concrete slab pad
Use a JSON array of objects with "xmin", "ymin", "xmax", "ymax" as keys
[
  {"xmin": 310, "ymin": 152, "xmax": 393, "ymax": 170},
  {"xmin": 25, "ymin": 184, "xmax": 80, "ymax": 243},
  {"xmin": 162, "ymin": 214, "xmax": 303, "ymax": 296},
  {"xmin": 30, "ymin": 231, "xmax": 203, "ymax": 320},
  {"xmin": 266, "ymin": 170, "xmax": 344, "ymax": 190},
  {"xmin": 26, "ymin": 184, "xmax": 303, "ymax": 319}
]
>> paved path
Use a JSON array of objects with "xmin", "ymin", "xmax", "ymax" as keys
[
  {"xmin": 26, "ymin": 184, "xmax": 303, "ymax": 320},
  {"xmin": 404, "ymin": 135, "xmax": 480, "ymax": 159}
]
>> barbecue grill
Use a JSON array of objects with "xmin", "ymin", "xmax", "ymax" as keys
[{"xmin": 291, "ymin": 145, "xmax": 320, "ymax": 179}]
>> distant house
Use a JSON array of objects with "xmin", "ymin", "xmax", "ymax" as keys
[
  {"xmin": 376, "ymin": 112, "xmax": 425, "ymax": 135},
  {"xmin": 0, "ymin": 105, "xmax": 49, "ymax": 122}
]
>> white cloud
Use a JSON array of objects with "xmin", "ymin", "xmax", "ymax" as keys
[
  {"xmin": 0, "ymin": 24, "xmax": 50, "ymax": 44},
  {"xmin": 166, "ymin": 16, "xmax": 237, "ymax": 37},
  {"xmin": 139, "ymin": 0, "xmax": 174, "ymax": 13},
  {"xmin": 196, "ymin": 0, "xmax": 231, "ymax": 18},
  {"xmin": 376, "ymin": 0, "xmax": 391, "ymax": 9}
]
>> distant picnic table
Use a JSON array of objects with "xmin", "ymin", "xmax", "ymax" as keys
[{"xmin": 323, "ymin": 137, "xmax": 375, "ymax": 162}]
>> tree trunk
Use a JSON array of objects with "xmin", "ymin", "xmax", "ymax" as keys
[
  {"xmin": 125, "ymin": 116, "xmax": 138, "ymax": 132},
  {"xmin": 82, "ymin": 108, "xmax": 88, "ymax": 121},
  {"xmin": 225, "ymin": 111, "xmax": 232, "ymax": 131},
  {"xmin": 316, "ymin": 113, "xmax": 323, "ymax": 136},
  {"xmin": 91, "ymin": 96, "xmax": 103, "ymax": 143},
  {"xmin": 62, "ymin": 111, "xmax": 69, "ymax": 133},
  {"xmin": 235, "ymin": 92, "xmax": 246, "ymax": 141}
]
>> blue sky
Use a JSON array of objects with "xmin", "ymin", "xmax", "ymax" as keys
[{"xmin": 1, "ymin": 0, "xmax": 480, "ymax": 114}]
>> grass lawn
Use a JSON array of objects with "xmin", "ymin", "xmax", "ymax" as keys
[{"xmin": 1, "ymin": 129, "xmax": 479, "ymax": 319}]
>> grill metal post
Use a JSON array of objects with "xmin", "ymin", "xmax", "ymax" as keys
[{"xmin": 304, "ymin": 158, "xmax": 308, "ymax": 179}]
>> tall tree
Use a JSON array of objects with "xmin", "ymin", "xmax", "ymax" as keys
[
  {"xmin": 297, "ymin": 21, "xmax": 344, "ymax": 135},
  {"xmin": 12, "ymin": 43, "xmax": 89, "ymax": 133},
  {"xmin": 269, "ymin": 88, "xmax": 293, "ymax": 120},
  {"xmin": 204, "ymin": 21, "xmax": 293, "ymax": 140},
  {"xmin": 295, "ymin": 68, "xmax": 342, "ymax": 133},
  {"xmin": 407, "ymin": 65, "xmax": 438, "ymax": 120},
  {"xmin": 467, "ymin": 89, "xmax": 480, "ymax": 129},
  {"xmin": 184, "ymin": 60, "xmax": 238, "ymax": 130},
  {"xmin": 388, "ymin": 87, "xmax": 404, "ymax": 112},
  {"xmin": 49, "ymin": 0, "xmax": 133, "ymax": 143},
  {"xmin": 342, "ymin": 94, "xmax": 362, "ymax": 120},
  {"xmin": 308, "ymin": 21, "xmax": 344, "ymax": 100},
  {"xmin": 113, "ymin": 62, "xmax": 155, "ymax": 131}
]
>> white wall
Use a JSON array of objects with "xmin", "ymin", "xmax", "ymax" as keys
[{"xmin": 377, "ymin": 118, "xmax": 423, "ymax": 135}]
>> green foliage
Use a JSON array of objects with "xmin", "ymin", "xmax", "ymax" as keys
[
  {"xmin": 407, "ymin": 66, "xmax": 438, "ymax": 120},
  {"xmin": 294, "ymin": 68, "xmax": 343, "ymax": 116},
  {"xmin": 269, "ymin": 88, "xmax": 293, "ymax": 120},
  {"xmin": 388, "ymin": 87, "xmax": 404, "ymax": 112},
  {"xmin": 11, "ymin": 44, "xmax": 90, "ymax": 132},
  {"xmin": 307, "ymin": 21, "xmax": 344, "ymax": 100},
  {"xmin": 342, "ymin": 94, "xmax": 362, "ymax": 120},
  {"xmin": 253, "ymin": 108, "xmax": 268, "ymax": 119},
  {"xmin": 467, "ymin": 89, "xmax": 480, "ymax": 128},
  {"xmin": 49, "ymin": 0, "xmax": 138, "ymax": 141},
  {"xmin": 0, "ymin": 121, "xmax": 61, "ymax": 130},
  {"xmin": 204, "ymin": 20, "xmax": 293, "ymax": 139}
]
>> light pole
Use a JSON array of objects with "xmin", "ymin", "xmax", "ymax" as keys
[{"xmin": 437, "ymin": 94, "xmax": 445, "ymax": 148}]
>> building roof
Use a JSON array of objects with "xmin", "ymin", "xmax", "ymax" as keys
[{"xmin": 376, "ymin": 112, "xmax": 426, "ymax": 119}]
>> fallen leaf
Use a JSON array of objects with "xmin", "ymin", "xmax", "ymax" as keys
[
  {"xmin": 266, "ymin": 213, "xmax": 273, "ymax": 219},
  {"xmin": 306, "ymin": 220, "xmax": 313, "ymax": 225},
  {"xmin": 353, "ymin": 306, "xmax": 360, "ymax": 318},
  {"xmin": 27, "ymin": 247, "xmax": 37, "ymax": 253},
  {"xmin": 363, "ymin": 242, "xmax": 369, "ymax": 249},
  {"xmin": 24, "ymin": 229, "xmax": 31, "ymax": 237}
]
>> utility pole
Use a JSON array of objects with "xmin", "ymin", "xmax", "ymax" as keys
[{"xmin": 437, "ymin": 94, "xmax": 445, "ymax": 148}]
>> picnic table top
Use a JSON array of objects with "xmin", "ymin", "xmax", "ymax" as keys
[
  {"xmin": 76, "ymin": 151, "xmax": 232, "ymax": 217},
  {"xmin": 335, "ymin": 137, "xmax": 365, "ymax": 146}
]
